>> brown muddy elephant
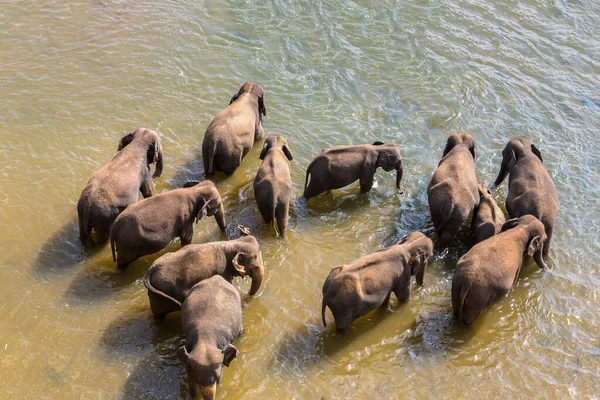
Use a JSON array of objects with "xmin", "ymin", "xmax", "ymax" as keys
[
  {"xmin": 178, "ymin": 275, "xmax": 243, "ymax": 400},
  {"xmin": 253, "ymin": 135, "xmax": 294, "ymax": 237},
  {"xmin": 202, "ymin": 82, "xmax": 266, "ymax": 176},
  {"xmin": 303, "ymin": 142, "xmax": 403, "ymax": 199},
  {"xmin": 471, "ymin": 183, "xmax": 506, "ymax": 243},
  {"xmin": 109, "ymin": 180, "xmax": 226, "ymax": 269},
  {"xmin": 427, "ymin": 133, "xmax": 479, "ymax": 245},
  {"xmin": 452, "ymin": 215, "xmax": 547, "ymax": 326},
  {"xmin": 77, "ymin": 127, "xmax": 163, "ymax": 245},
  {"xmin": 321, "ymin": 231, "xmax": 433, "ymax": 332},
  {"xmin": 493, "ymin": 137, "xmax": 559, "ymax": 257},
  {"xmin": 143, "ymin": 234, "xmax": 264, "ymax": 319}
]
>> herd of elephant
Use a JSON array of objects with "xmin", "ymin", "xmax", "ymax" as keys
[{"xmin": 75, "ymin": 81, "xmax": 559, "ymax": 399}]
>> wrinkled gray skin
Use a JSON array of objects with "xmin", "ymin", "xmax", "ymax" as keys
[
  {"xmin": 253, "ymin": 135, "xmax": 294, "ymax": 237},
  {"xmin": 493, "ymin": 137, "xmax": 559, "ymax": 257},
  {"xmin": 471, "ymin": 183, "xmax": 506, "ymax": 243},
  {"xmin": 452, "ymin": 215, "xmax": 547, "ymax": 326},
  {"xmin": 428, "ymin": 133, "xmax": 479, "ymax": 246},
  {"xmin": 110, "ymin": 180, "xmax": 226, "ymax": 269},
  {"xmin": 143, "ymin": 235, "xmax": 264, "ymax": 319},
  {"xmin": 321, "ymin": 232, "xmax": 433, "ymax": 332},
  {"xmin": 178, "ymin": 276, "xmax": 242, "ymax": 400},
  {"xmin": 303, "ymin": 142, "xmax": 403, "ymax": 199},
  {"xmin": 77, "ymin": 127, "xmax": 163, "ymax": 245},
  {"xmin": 202, "ymin": 82, "xmax": 266, "ymax": 176}
]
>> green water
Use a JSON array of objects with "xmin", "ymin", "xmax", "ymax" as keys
[{"xmin": 1, "ymin": 1, "xmax": 599, "ymax": 398}]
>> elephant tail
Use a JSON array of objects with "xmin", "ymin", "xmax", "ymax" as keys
[
  {"xmin": 321, "ymin": 297, "xmax": 328, "ymax": 327},
  {"xmin": 452, "ymin": 278, "xmax": 471, "ymax": 321},
  {"xmin": 303, "ymin": 163, "xmax": 313, "ymax": 197},
  {"xmin": 110, "ymin": 229, "xmax": 117, "ymax": 262},
  {"xmin": 142, "ymin": 267, "xmax": 182, "ymax": 308},
  {"xmin": 207, "ymin": 139, "xmax": 217, "ymax": 175}
]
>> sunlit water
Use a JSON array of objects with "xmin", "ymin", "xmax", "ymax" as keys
[{"xmin": 1, "ymin": 0, "xmax": 599, "ymax": 398}]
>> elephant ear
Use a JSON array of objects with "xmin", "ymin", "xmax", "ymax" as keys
[
  {"xmin": 222, "ymin": 344, "xmax": 239, "ymax": 367},
  {"xmin": 442, "ymin": 135, "xmax": 460, "ymax": 158},
  {"xmin": 259, "ymin": 140, "xmax": 270, "ymax": 160},
  {"xmin": 501, "ymin": 218, "xmax": 520, "ymax": 232},
  {"xmin": 232, "ymin": 252, "xmax": 248, "ymax": 277},
  {"xmin": 531, "ymin": 144, "xmax": 543, "ymax": 163},
  {"xmin": 258, "ymin": 93, "xmax": 266, "ymax": 117},
  {"xmin": 469, "ymin": 141, "xmax": 476, "ymax": 160},
  {"xmin": 183, "ymin": 180, "xmax": 201, "ymax": 188},
  {"xmin": 196, "ymin": 200, "xmax": 209, "ymax": 223},
  {"xmin": 283, "ymin": 143, "xmax": 293, "ymax": 161},
  {"xmin": 527, "ymin": 235, "xmax": 543, "ymax": 256},
  {"xmin": 372, "ymin": 141, "xmax": 385, "ymax": 146},
  {"xmin": 229, "ymin": 91, "xmax": 241, "ymax": 105},
  {"xmin": 118, "ymin": 132, "xmax": 134, "ymax": 151}
]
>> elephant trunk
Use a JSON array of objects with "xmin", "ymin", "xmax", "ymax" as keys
[
  {"xmin": 198, "ymin": 382, "xmax": 217, "ymax": 400},
  {"xmin": 395, "ymin": 163, "xmax": 404, "ymax": 194},
  {"xmin": 494, "ymin": 159, "xmax": 508, "ymax": 187},
  {"xmin": 152, "ymin": 143, "xmax": 163, "ymax": 179},
  {"xmin": 533, "ymin": 246, "xmax": 547, "ymax": 269},
  {"xmin": 248, "ymin": 262, "xmax": 264, "ymax": 296},
  {"xmin": 214, "ymin": 204, "xmax": 226, "ymax": 231},
  {"xmin": 416, "ymin": 260, "xmax": 427, "ymax": 286}
]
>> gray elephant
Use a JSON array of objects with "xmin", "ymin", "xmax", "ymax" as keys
[
  {"xmin": 452, "ymin": 215, "xmax": 547, "ymax": 325},
  {"xmin": 202, "ymin": 82, "xmax": 266, "ymax": 176},
  {"xmin": 493, "ymin": 137, "xmax": 559, "ymax": 257},
  {"xmin": 427, "ymin": 133, "xmax": 479, "ymax": 245},
  {"xmin": 77, "ymin": 127, "xmax": 163, "ymax": 245},
  {"xmin": 253, "ymin": 135, "xmax": 293, "ymax": 237},
  {"xmin": 303, "ymin": 142, "xmax": 403, "ymax": 199},
  {"xmin": 321, "ymin": 231, "xmax": 433, "ymax": 332},
  {"xmin": 471, "ymin": 183, "xmax": 506, "ymax": 243},
  {"xmin": 178, "ymin": 275, "xmax": 242, "ymax": 400},
  {"xmin": 143, "ymin": 233, "xmax": 264, "ymax": 319},
  {"xmin": 109, "ymin": 180, "xmax": 226, "ymax": 269}
]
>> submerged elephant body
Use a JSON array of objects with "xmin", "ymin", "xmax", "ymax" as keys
[
  {"xmin": 494, "ymin": 137, "xmax": 559, "ymax": 256},
  {"xmin": 110, "ymin": 180, "xmax": 226, "ymax": 269},
  {"xmin": 321, "ymin": 232, "xmax": 433, "ymax": 332},
  {"xmin": 178, "ymin": 276, "xmax": 242, "ymax": 400},
  {"xmin": 143, "ymin": 235, "xmax": 264, "ymax": 318},
  {"xmin": 77, "ymin": 127, "xmax": 163, "ymax": 245},
  {"xmin": 202, "ymin": 82, "xmax": 266, "ymax": 175},
  {"xmin": 452, "ymin": 215, "xmax": 547, "ymax": 325},
  {"xmin": 428, "ymin": 133, "xmax": 479, "ymax": 245},
  {"xmin": 253, "ymin": 135, "xmax": 294, "ymax": 237},
  {"xmin": 303, "ymin": 142, "xmax": 403, "ymax": 199},
  {"xmin": 472, "ymin": 183, "xmax": 506, "ymax": 243}
]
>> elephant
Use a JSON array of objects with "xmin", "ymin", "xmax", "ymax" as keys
[
  {"xmin": 253, "ymin": 135, "xmax": 294, "ymax": 237},
  {"xmin": 77, "ymin": 127, "xmax": 163, "ymax": 245},
  {"xmin": 202, "ymin": 81, "xmax": 266, "ymax": 176},
  {"xmin": 109, "ymin": 180, "xmax": 226, "ymax": 269},
  {"xmin": 452, "ymin": 215, "xmax": 547, "ymax": 326},
  {"xmin": 321, "ymin": 231, "xmax": 433, "ymax": 332},
  {"xmin": 471, "ymin": 183, "xmax": 506, "ymax": 243},
  {"xmin": 493, "ymin": 137, "xmax": 559, "ymax": 257},
  {"xmin": 177, "ymin": 275, "xmax": 243, "ymax": 400},
  {"xmin": 143, "ymin": 233, "xmax": 264, "ymax": 319},
  {"xmin": 427, "ymin": 133, "xmax": 479, "ymax": 245},
  {"xmin": 303, "ymin": 142, "xmax": 403, "ymax": 199}
]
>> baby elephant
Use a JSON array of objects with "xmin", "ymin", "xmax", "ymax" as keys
[
  {"xmin": 253, "ymin": 135, "xmax": 294, "ymax": 237},
  {"xmin": 178, "ymin": 275, "xmax": 243, "ymax": 400},
  {"xmin": 202, "ymin": 82, "xmax": 266, "ymax": 175},
  {"xmin": 143, "ymin": 234, "xmax": 264, "ymax": 319},
  {"xmin": 452, "ymin": 215, "xmax": 547, "ymax": 326},
  {"xmin": 321, "ymin": 231, "xmax": 433, "ymax": 332},
  {"xmin": 78, "ymin": 127, "xmax": 163, "ymax": 245},
  {"xmin": 110, "ymin": 180, "xmax": 226, "ymax": 269},
  {"xmin": 303, "ymin": 142, "xmax": 403, "ymax": 200},
  {"xmin": 471, "ymin": 183, "xmax": 506, "ymax": 243},
  {"xmin": 428, "ymin": 132, "xmax": 479, "ymax": 245}
]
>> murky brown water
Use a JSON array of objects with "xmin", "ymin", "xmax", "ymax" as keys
[{"xmin": 1, "ymin": 0, "xmax": 599, "ymax": 398}]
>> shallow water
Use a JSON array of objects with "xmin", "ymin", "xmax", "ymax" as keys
[{"xmin": 1, "ymin": 0, "xmax": 599, "ymax": 398}]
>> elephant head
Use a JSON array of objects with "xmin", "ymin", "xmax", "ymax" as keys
[
  {"xmin": 397, "ymin": 231, "xmax": 434, "ymax": 285},
  {"xmin": 118, "ymin": 127, "xmax": 164, "ymax": 179},
  {"xmin": 442, "ymin": 132, "xmax": 476, "ymax": 160},
  {"xmin": 231, "ymin": 239, "xmax": 264, "ymax": 295},
  {"xmin": 229, "ymin": 81, "xmax": 266, "ymax": 120},
  {"xmin": 259, "ymin": 135, "xmax": 293, "ymax": 161},
  {"xmin": 177, "ymin": 344, "xmax": 238, "ymax": 400},
  {"xmin": 373, "ymin": 142, "xmax": 403, "ymax": 193},
  {"xmin": 494, "ymin": 137, "xmax": 543, "ymax": 187},
  {"xmin": 185, "ymin": 181, "xmax": 227, "ymax": 231},
  {"xmin": 501, "ymin": 215, "xmax": 547, "ymax": 269}
]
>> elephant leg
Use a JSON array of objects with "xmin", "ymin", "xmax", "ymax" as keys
[
  {"xmin": 117, "ymin": 250, "xmax": 137, "ymax": 269},
  {"xmin": 255, "ymin": 123, "xmax": 265, "ymax": 140},
  {"xmin": 180, "ymin": 225, "xmax": 193, "ymax": 246},
  {"xmin": 140, "ymin": 176, "xmax": 155, "ymax": 198},
  {"xmin": 257, "ymin": 197, "xmax": 272, "ymax": 224},
  {"xmin": 303, "ymin": 176, "xmax": 324, "ymax": 199},
  {"xmin": 393, "ymin": 276, "xmax": 411, "ymax": 303},
  {"xmin": 359, "ymin": 172, "xmax": 375, "ymax": 192},
  {"xmin": 379, "ymin": 292, "xmax": 391, "ymax": 308},
  {"xmin": 94, "ymin": 224, "xmax": 111, "ymax": 244},
  {"xmin": 275, "ymin": 202, "xmax": 289, "ymax": 238},
  {"xmin": 438, "ymin": 211, "xmax": 465, "ymax": 246},
  {"xmin": 148, "ymin": 291, "xmax": 179, "ymax": 320}
]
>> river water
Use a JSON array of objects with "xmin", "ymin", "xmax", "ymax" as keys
[{"xmin": 1, "ymin": 0, "xmax": 599, "ymax": 398}]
